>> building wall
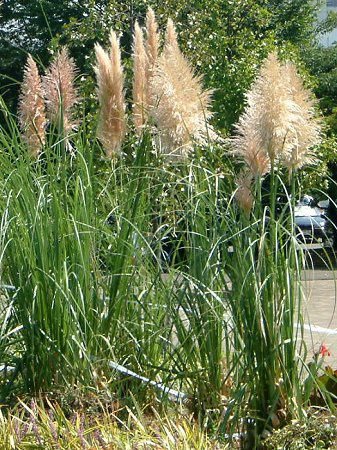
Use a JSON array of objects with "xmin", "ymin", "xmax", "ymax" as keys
[{"xmin": 318, "ymin": 0, "xmax": 337, "ymax": 46}]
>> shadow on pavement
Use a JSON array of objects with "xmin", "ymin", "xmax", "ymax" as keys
[{"xmin": 303, "ymin": 247, "xmax": 337, "ymax": 271}]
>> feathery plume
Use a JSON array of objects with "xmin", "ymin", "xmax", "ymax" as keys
[
  {"xmin": 231, "ymin": 52, "xmax": 321, "ymax": 174},
  {"xmin": 42, "ymin": 47, "xmax": 78, "ymax": 134},
  {"xmin": 149, "ymin": 19, "xmax": 215, "ymax": 159},
  {"xmin": 164, "ymin": 18, "xmax": 179, "ymax": 53},
  {"xmin": 248, "ymin": 52, "xmax": 292, "ymax": 165},
  {"xmin": 145, "ymin": 8, "xmax": 160, "ymax": 71},
  {"xmin": 231, "ymin": 106, "xmax": 270, "ymax": 177},
  {"xmin": 94, "ymin": 30, "xmax": 126, "ymax": 157},
  {"xmin": 235, "ymin": 171, "xmax": 254, "ymax": 216},
  {"xmin": 281, "ymin": 61, "xmax": 321, "ymax": 170},
  {"xmin": 132, "ymin": 21, "xmax": 148, "ymax": 134},
  {"xmin": 18, "ymin": 55, "xmax": 46, "ymax": 157}
]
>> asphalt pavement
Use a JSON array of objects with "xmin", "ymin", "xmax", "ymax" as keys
[{"xmin": 301, "ymin": 247, "xmax": 337, "ymax": 366}]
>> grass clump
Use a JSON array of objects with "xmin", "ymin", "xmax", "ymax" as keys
[
  {"xmin": 0, "ymin": 399, "xmax": 223, "ymax": 449},
  {"xmin": 0, "ymin": 9, "xmax": 332, "ymax": 449}
]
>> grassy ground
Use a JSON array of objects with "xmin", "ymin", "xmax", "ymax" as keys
[
  {"xmin": 0, "ymin": 398, "xmax": 223, "ymax": 449},
  {"xmin": 0, "ymin": 399, "xmax": 336, "ymax": 449}
]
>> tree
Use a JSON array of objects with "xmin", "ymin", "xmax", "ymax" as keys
[
  {"xmin": 299, "ymin": 13, "xmax": 337, "ymax": 190},
  {"xmin": 55, "ymin": 0, "xmax": 321, "ymax": 129},
  {"xmin": 0, "ymin": 0, "xmax": 90, "ymax": 110},
  {"xmin": 149, "ymin": 0, "xmax": 318, "ymax": 129},
  {"xmin": 0, "ymin": 0, "xmax": 320, "ymax": 131}
]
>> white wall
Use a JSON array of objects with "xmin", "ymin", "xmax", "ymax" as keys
[{"xmin": 318, "ymin": 1, "xmax": 337, "ymax": 46}]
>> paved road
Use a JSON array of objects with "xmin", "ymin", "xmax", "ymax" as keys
[{"xmin": 301, "ymin": 248, "xmax": 337, "ymax": 365}]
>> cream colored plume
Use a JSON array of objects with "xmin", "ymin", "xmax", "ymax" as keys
[
  {"xmin": 94, "ymin": 31, "xmax": 126, "ymax": 157},
  {"xmin": 231, "ymin": 106, "xmax": 270, "ymax": 177},
  {"xmin": 164, "ymin": 18, "xmax": 179, "ymax": 53},
  {"xmin": 281, "ymin": 62, "xmax": 321, "ymax": 170},
  {"xmin": 235, "ymin": 171, "xmax": 254, "ymax": 216},
  {"xmin": 248, "ymin": 52, "xmax": 292, "ymax": 165},
  {"xmin": 18, "ymin": 55, "xmax": 46, "ymax": 157},
  {"xmin": 232, "ymin": 52, "xmax": 321, "ymax": 174},
  {"xmin": 132, "ymin": 21, "xmax": 148, "ymax": 134},
  {"xmin": 149, "ymin": 19, "xmax": 215, "ymax": 159},
  {"xmin": 42, "ymin": 47, "xmax": 78, "ymax": 134},
  {"xmin": 145, "ymin": 7, "xmax": 160, "ymax": 72}
]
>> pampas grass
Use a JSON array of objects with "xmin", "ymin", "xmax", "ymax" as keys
[
  {"xmin": 132, "ymin": 21, "xmax": 148, "ymax": 134},
  {"xmin": 164, "ymin": 18, "xmax": 179, "ymax": 53},
  {"xmin": 145, "ymin": 7, "xmax": 160, "ymax": 74},
  {"xmin": 282, "ymin": 61, "xmax": 321, "ymax": 170},
  {"xmin": 235, "ymin": 171, "xmax": 254, "ymax": 215},
  {"xmin": 249, "ymin": 52, "xmax": 290, "ymax": 165},
  {"xmin": 94, "ymin": 31, "xmax": 126, "ymax": 157},
  {"xmin": 93, "ymin": 13, "xmax": 216, "ymax": 159},
  {"xmin": 232, "ymin": 52, "xmax": 289, "ymax": 171},
  {"xmin": 231, "ymin": 107, "xmax": 270, "ymax": 176},
  {"xmin": 42, "ymin": 47, "xmax": 78, "ymax": 135},
  {"xmin": 145, "ymin": 7, "xmax": 160, "ymax": 116},
  {"xmin": 232, "ymin": 52, "xmax": 321, "ymax": 174},
  {"xmin": 149, "ymin": 19, "xmax": 214, "ymax": 159},
  {"xmin": 18, "ymin": 55, "xmax": 46, "ymax": 157}
]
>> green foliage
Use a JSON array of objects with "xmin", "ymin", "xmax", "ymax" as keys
[
  {"xmin": 303, "ymin": 44, "xmax": 337, "ymax": 133},
  {"xmin": 301, "ymin": 44, "xmax": 337, "ymax": 187},
  {"xmin": 0, "ymin": 0, "xmax": 89, "ymax": 110},
  {"xmin": 165, "ymin": 0, "xmax": 318, "ymax": 129},
  {"xmin": 56, "ymin": 0, "xmax": 319, "ymax": 130},
  {"xmin": 0, "ymin": 0, "xmax": 319, "ymax": 131}
]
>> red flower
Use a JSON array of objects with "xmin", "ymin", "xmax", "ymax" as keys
[{"xmin": 320, "ymin": 343, "xmax": 331, "ymax": 357}]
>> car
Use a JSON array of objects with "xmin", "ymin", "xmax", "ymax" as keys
[{"xmin": 294, "ymin": 196, "xmax": 333, "ymax": 245}]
